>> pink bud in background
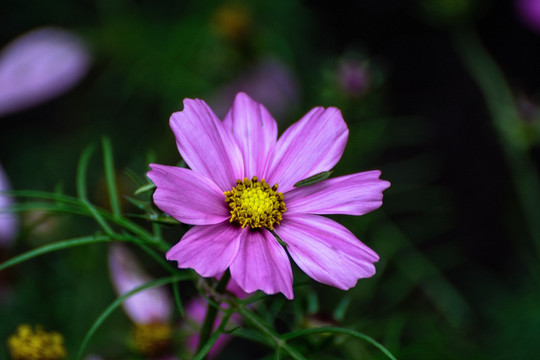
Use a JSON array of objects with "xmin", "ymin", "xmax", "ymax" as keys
[
  {"xmin": 516, "ymin": 0, "xmax": 540, "ymax": 34},
  {"xmin": 0, "ymin": 27, "xmax": 90, "ymax": 117},
  {"xmin": 0, "ymin": 163, "xmax": 17, "ymax": 248},
  {"xmin": 337, "ymin": 58, "xmax": 371, "ymax": 96}
]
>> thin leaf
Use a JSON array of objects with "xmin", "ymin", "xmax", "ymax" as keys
[
  {"xmin": 102, "ymin": 137, "xmax": 121, "ymax": 218},
  {"xmin": 274, "ymin": 347, "xmax": 282, "ymax": 360},
  {"xmin": 0, "ymin": 235, "xmax": 112, "ymax": 272},
  {"xmin": 193, "ymin": 308, "xmax": 234, "ymax": 360},
  {"xmin": 131, "ymin": 240, "xmax": 176, "ymax": 274},
  {"xmin": 238, "ymin": 306, "xmax": 306, "ymax": 360},
  {"xmin": 172, "ymin": 281, "xmax": 185, "ymax": 318},
  {"xmin": 76, "ymin": 274, "xmax": 191, "ymax": 360},
  {"xmin": 333, "ymin": 297, "xmax": 351, "ymax": 322},
  {"xmin": 281, "ymin": 327, "xmax": 397, "ymax": 360},
  {"xmin": 230, "ymin": 328, "xmax": 271, "ymax": 345},
  {"xmin": 123, "ymin": 196, "xmax": 149, "ymax": 210},
  {"xmin": 293, "ymin": 171, "xmax": 333, "ymax": 187},
  {"xmin": 134, "ymin": 183, "xmax": 156, "ymax": 195},
  {"xmin": 77, "ymin": 144, "xmax": 96, "ymax": 200},
  {"xmin": 6, "ymin": 190, "xmax": 81, "ymax": 206},
  {"xmin": 82, "ymin": 199, "xmax": 115, "ymax": 236}
]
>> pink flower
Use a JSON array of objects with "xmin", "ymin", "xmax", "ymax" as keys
[
  {"xmin": 108, "ymin": 244, "xmax": 240, "ymax": 359},
  {"xmin": 516, "ymin": 0, "xmax": 540, "ymax": 34},
  {"xmin": 0, "ymin": 163, "xmax": 18, "ymax": 247},
  {"xmin": 108, "ymin": 244, "xmax": 172, "ymax": 325},
  {"xmin": 148, "ymin": 92, "xmax": 390, "ymax": 299},
  {"xmin": 0, "ymin": 27, "xmax": 90, "ymax": 117}
]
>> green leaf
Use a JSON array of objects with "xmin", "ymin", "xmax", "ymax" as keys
[
  {"xmin": 134, "ymin": 182, "xmax": 156, "ymax": 195},
  {"xmin": 82, "ymin": 199, "xmax": 115, "ymax": 236},
  {"xmin": 333, "ymin": 296, "xmax": 351, "ymax": 322},
  {"xmin": 76, "ymin": 144, "xmax": 96, "ymax": 201},
  {"xmin": 0, "ymin": 235, "xmax": 112, "ymax": 272},
  {"xmin": 293, "ymin": 171, "xmax": 333, "ymax": 187},
  {"xmin": 76, "ymin": 274, "xmax": 191, "ymax": 360},
  {"xmin": 123, "ymin": 196, "xmax": 149, "ymax": 210},
  {"xmin": 230, "ymin": 328, "xmax": 270, "ymax": 345},
  {"xmin": 102, "ymin": 137, "xmax": 121, "ymax": 218},
  {"xmin": 281, "ymin": 326, "xmax": 397, "ymax": 360},
  {"xmin": 172, "ymin": 281, "xmax": 185, "ymax": 318},
  {"xmin": 193, "ymin": 308, "xmax": 234, "ymax": 360}
]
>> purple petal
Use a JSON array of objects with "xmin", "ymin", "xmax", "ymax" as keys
[
  {"xmin": 0, "ymin": 27, "xmax": 90, "ymax": 117},
  {"xmin": 230, "ymin": 229, "xmax": 293, "ymax": 299},
  {"xmin": 222, "ymin": 92, "xmax": 277, "ymax": 179},
  {"xmin": 166, "ymin": 222, "xmax": 242, "ymax": 278},
  {"xmin": 226, "ymin": 276, "xmax": 252, "ymax": 299},
  {"xmin": 108, "ymin": 244, "xmax": 172, "ymax": 324},
  {"xmin": 147, "ymin": 164, "xmax": 229, "ymax": 225},
  {"xmin": 516, "ymin": 0, "xmax": 540, "ymax": 34},
  {"xmin": 275, "ymin": 214, "xmax": 379, "ymax": 290},
  {"xmin": 285, "ymin": 171, "xmax": 390, "ymax": 216},
  {"xmin": 266, "ymin": 106, "xmax": 348, "ymax": 192},
  {"xmin": 0, "ymin": 163, "xmax": 17, "ymax": 247},
  {"xmin": 170, "ymin": 98, "xmax": 243, "ymax": 191}
]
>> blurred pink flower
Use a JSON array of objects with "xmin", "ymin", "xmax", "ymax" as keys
[
  {"xmin": 0, "ymin": 163, "xmax": 17, "ymax": 247},
  {"xmin": 148, "ymin": 92, "xmax": 390, "ymax": 299},
  {"xmin": 210, "ymin": 58, "xmax": 298, "ymax": 119},
  {"xmin": 109, "ymin": 244, "xmax": 172, "ymax": 325},
  {"xmin": 0, "ymin": 27, "xmax": 90, "ymax": 117},
  {"xmin": 108, "ymin": 244, "xmax": 240, "ymax": 358},
  {"xmin": 516, "ymin": 0, "xmax": 540, "ymax": 34}
]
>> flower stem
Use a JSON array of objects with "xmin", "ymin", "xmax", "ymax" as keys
[{"xmin": 196, "ymin": 271, "xmax": 231, "ymax": 357}]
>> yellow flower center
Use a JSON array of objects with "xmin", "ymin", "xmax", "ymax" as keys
[
  {"xmin": 224, "ymin": 176, "xmax": 286, "ymax": 230},
  {"xmin": 132, "ymin": 322, "xmax": 172, "ymax": 357},
  {"xmin": 7, "ymin": 324, "xmax": 66, "ymax": 360}
]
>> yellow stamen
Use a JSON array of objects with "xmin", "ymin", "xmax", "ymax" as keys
[
  {"xmin": 224, "ymin": 176, "xmax": 287, "ymax": 230},
  {"xmin": 132, "ymin": 322, "xmax": 172, "ymax": 357},
  {"xmin": 7, "ymin": 324, "xmax": 66, "ymax": 360}
]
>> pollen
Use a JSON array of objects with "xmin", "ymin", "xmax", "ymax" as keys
[
  {"xmin": 224, "ymin": 176, "xmax": 286, "ymax": 230},
  {"xmin": 7, "ymin": 324, "xmax": 66, "ymax": 360},
  {"xmin": 132, "ymin": 322, "xmax": 172, "ymax": 357}
]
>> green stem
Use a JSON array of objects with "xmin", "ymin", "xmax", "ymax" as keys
[
  {"xmin": 237, "ymin": 306, "xmax": 306, "ymax": 360},
  {"xmin": 194, "ymin": 308, "xmax": 234, "ymax": 360},
  {"xmin": 196, "ymin": 271, "xmax": 231, "ymax": 358},
  {"xmin": 101, "ymin": 137, "xmax": 122, "ymax": 218}
]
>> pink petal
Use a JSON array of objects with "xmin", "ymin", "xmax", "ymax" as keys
[
  {"xmin": 0, "ymin": 27, "xmax": 90, "ymax": 117},
  {"xmin": 222, "ymin": 92, "xmax": 277, "ymax": 179},
  {"xmin": 0, "ymin": 163, "xmax": 17, "ymax": 247},
  {"xmin": 275, "ymin": 214, "xmax": 379, "ymax": 290},
  {"xmin": 225, "ymin": 276, "xmax": 252, "ymax": 299},
  {"xmin": 230, "ymin": 229, "xmax": 293, "ymax": 299},
  {"xmin": 108, "ymin": 244, "xmax": 172, "ymax": 324},
  {"xmin": 170, "ymin": 98, "xmax": 243, "ymax": 191},
  {"xmin": 166, "ymin": 222, "xmax": 242, "ymax": 278},
  {"xmin": 285, "ymin": 171, "xmax": 390, "ymax": 216},
  {"xmin": 266, "ymin": 106, "xmax": 348, "ymax": 192},
  {"xmin": 147, "ymin": 164, "xmax": 230, "ymax": 225}
]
